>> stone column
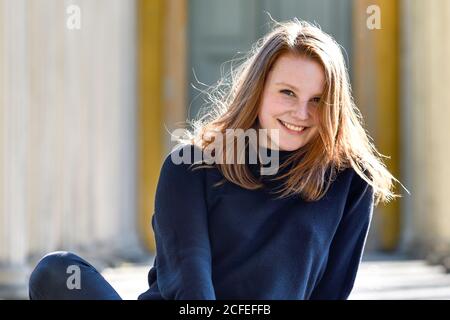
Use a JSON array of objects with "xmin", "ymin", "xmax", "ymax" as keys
[
  {"xmin": 0, "ymin": 0, "xmax": 142, "ymax": 298},
  {"xmin": 0, "ymin": 0, "xmax": 29, "ymax": 299},
  {"xmin": 400, "ymin": 0, "xmax": 450, "ymax": 261}
]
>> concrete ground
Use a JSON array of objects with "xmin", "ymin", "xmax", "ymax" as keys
[
  {"xmin": 101, "ymin": 260, "xmax": 153, "ymax": 300},
  {"xmin": 101, "ymin": 252, "xmax": 450, "ymax": 300},
  {"xmin": 350, "ymin": 253, "xmax": 450, "ymax": 300}
]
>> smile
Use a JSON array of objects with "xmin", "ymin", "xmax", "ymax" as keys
[{"xmin": 278, "ymin": 119, "xmax": 308, "ymax": 133}]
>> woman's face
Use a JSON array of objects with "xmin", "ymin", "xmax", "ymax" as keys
[{"xmin": 257, "ymin": 52, "xmax": 325, "ymax": 151}]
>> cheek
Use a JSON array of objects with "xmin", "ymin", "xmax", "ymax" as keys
[
  {"xmin": 258, "ymin": 95, "xmax": 290, "ymax": 120},
  {"xmin": 309, "ymin": 126, "xmax": 320, "ymax": 137},
  {"xmin": 258, "ymin": 96, "xmax": 274, "ymax": 127}
]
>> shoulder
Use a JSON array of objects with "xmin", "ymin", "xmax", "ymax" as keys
[
  {"xmin": 159, "ymin": 143, "xmax": 207, "ymax": 183},
  {"xmin": 335, "ymin": 166, "xmax": 372, "ymax": 194},
  {"xmin": 340, "ymin": 166, "xmax": 375, "ymax": 217},
  {"xmin": 348, "ymin": 167, "xmax": 373, "ymax": 196}
]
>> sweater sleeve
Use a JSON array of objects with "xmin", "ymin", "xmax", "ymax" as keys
[
  {"xmin": 310, "ymin": 170, "xmax": 374, "ymax": 300},
  {"xmin": 152, "ymin": 144, "xmax": 216, "ymax": 300}
]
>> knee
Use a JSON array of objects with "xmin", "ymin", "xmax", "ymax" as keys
[
  {"xmin": 29, "ymin": 251, "xmax": 80, "ymax": 299},
  {"xmin": 31, "ymin": 251, "xmax": 79, "ymax": 278}
]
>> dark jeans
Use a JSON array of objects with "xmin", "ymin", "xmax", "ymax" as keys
[{"xmin": 29, "ymin": 251, "xmax": 122, "ymax": 300}]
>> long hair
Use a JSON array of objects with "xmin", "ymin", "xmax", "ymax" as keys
[{"xmin": 177, "ymin": 19, "xmax": 403, "ymax": 205}]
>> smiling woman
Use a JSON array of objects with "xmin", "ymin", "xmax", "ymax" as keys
[
  {"xmin": 28, "ymin": 18, "xmax": 403, "ymax": 301},
  {"xmin": 180, "ymin": 19, "xmax": 400, "ymax": 204},
  {"xmin": 134, "ymin": 19, "xmax": 402, "ymax": 300},
  {"xmin": 257, "ymin": 52, "xmax": 324, "ymax": 151}
]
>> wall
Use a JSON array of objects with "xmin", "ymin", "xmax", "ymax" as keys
[{"xmin": 0, "ymin": 0, "xmax": 140, "ymax": 298}]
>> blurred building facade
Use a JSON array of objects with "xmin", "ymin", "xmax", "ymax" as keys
[
  {"xmin": 1, "ymin": 0, "xmax": 450, "ymax": 298},
  {"xmin": 0, "ymin": 0, "xmax": 141, "ymax": 298}
]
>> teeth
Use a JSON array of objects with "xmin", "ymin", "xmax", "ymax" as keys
[{"xmin": 281, "ymin": 120, "xmax": 305, "ymax": 132}]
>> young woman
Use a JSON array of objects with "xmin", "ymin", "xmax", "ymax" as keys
[{"xmin": 29, "ymin": 19, "xmax": 402, "ymax": 300}]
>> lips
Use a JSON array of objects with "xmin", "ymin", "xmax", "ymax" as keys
[{"xmin": 278, "ymin": 119, "xmax": 309, "ymax": 133}]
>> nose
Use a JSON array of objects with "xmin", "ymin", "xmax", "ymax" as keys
[{"xmin": 291, "ymin": 100, "xmax": 309, "ymax": 120}]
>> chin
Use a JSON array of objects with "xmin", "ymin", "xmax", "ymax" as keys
[
  {"xmin": 278, "ymin": 132, "xmax": 316, "ymax": 151},
  {"xmin": 278, "ymin": 126, "xmax": 318, "ymax": 151},
  {"xmin": 278, "ymin": 143, "xmax": 303, "ymax": 152}
]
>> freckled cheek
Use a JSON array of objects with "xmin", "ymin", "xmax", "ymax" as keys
[
  {"xmin": 263, "ymin": 96, "xmax": 293, "ymax": 116},
  {"xmin": 258, "ymin": 100, "xmax": 274, "ymax": 128}
]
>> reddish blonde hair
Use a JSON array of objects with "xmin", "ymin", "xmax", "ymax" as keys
[{"xmin": 178, "ymin": 19, "xmax": 403, "ymax": 205}]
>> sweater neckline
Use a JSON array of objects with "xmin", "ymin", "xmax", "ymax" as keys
[
  {"xmin": 246, "ymin": 145, "xmax": 301, "ymax": 179},
  {"xmin": 251, "ymin": 146, "xmax": 298, "ymax": 162}
]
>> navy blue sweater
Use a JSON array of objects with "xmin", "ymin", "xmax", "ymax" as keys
[{"xmin": 138, "ymin": 144, "xmax": 374, "ymax": 300}]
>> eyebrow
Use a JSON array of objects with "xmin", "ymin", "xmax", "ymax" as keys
[{"xmin": 275, "ymin": 82, "xmax": 323, "ymax": 96}]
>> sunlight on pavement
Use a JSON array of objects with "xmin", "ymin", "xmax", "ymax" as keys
[
  {"xmin": 350, "ymin": 254, "xmax": 450, "ymax": 300},
  {"xmin": 101, "ymin": 253, "xmax": 450, "ymax": 300}
]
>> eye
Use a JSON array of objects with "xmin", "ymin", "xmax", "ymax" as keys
[
  {"xmin": 310, "ymin": 97, "xmax": 321, "ymax": 104},
  {"xmin": 280, "ymin": 89, "xmax": 296, "ymax": 97}
]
